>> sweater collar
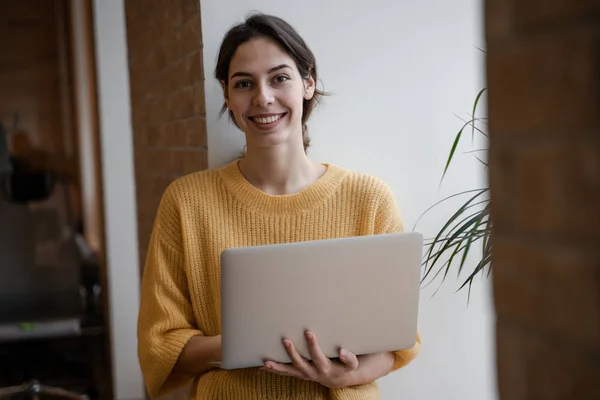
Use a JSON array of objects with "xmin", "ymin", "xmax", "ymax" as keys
[{"xmin": 217, "ymin": 159, "xmax": 348, "ymax": 215}]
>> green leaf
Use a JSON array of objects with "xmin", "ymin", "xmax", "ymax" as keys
[
  {"xmin": 422, "ymin": 198, "xmax": 489, "ymax": 244},
  {"xmin": 425, "ymin": 233, "xmax": 486, "ymax": 274},
  {"xmin": 455, "ymin": 114, "xmax": 489, "ymax": 139},
  {"xmin": 422, "ymin": 232, "xmax": 487, "ymax": 290},
  {"xmin": 463, "ymin": 149, "xmax": 488, "ymax": 155},
  {"xmin": 458, "ymin": 204, "xmax": 490, "ymax": 276},
  {"xmin": 421, "ymin": 189, "xmax": 488, "ymax": 283},
  {"xmin": 419, "ymin": 85, "xmax": 491, "ymax": 298},
  {"xmin": 473, "ymin": 155, "xmax": 488, "ymax": 168},
  {"xmin": 438, "ymin": 212, "xmax": 488, "ymax": 281},
  {"xmin": 421, "ymin": 194, "xmax": 490, "ymax": 291},
  {"xmin": 440, "ymin": 121, "xmax": 471, "ymax": 185},
  {"xmin": 413, "ymin": 189, "xmax": 487, "ymax": 231},
  {"xmin": 471, "ymin": 88, "xmax": 487, "ymax": 141},
  {"xmin": 457, "ymin": 253, "xmax": 492, "ymax": 292},
  {"xmin": 423, "ymin": 206, "xmax": 487, "ymax": 259}
]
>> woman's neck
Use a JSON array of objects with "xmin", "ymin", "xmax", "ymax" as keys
[{"xmin": 238, "ymin": 144, "xmax": 326, "ymax": 196}]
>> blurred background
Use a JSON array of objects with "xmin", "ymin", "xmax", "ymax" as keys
[{"xmin": 0, "ymin": 1, "xmax": 598, "ymax": 400}]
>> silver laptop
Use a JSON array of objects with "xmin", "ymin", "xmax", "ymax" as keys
[{"xmin": 219, "ymin": 232, "xmax": 423, "ymax": 370}]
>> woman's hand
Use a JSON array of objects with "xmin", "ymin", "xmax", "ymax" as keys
[{"xmin": 260, "ymin": 331, "xmax": 360, "ymax": 388}]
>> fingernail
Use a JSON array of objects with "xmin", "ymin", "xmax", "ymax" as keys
[
  {"xmin": 283, "ymin": 340, "xmax": 290, "ymax": 348},
  {"xmin": 340, "ymin": 349, "xmax": 348, "ymax": 358}
]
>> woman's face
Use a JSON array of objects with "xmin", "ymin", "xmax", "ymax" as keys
[{"xmin": 223, "ymin": 37, "xmax": 315, "ymax": 151}]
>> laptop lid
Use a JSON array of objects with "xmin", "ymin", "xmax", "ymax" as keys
[{"xmin": 220, "ymin": 231, "xmax": 423, "ymax": 370}]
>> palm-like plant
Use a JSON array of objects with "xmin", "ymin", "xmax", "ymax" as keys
[{"xmin": 415, "ymin": 88, "xmax": 490, "ymax": 301}]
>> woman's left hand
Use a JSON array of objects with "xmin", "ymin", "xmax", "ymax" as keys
[{"xmin": 260, "ymin": 330, "xmax": 359, "ymax": 389}]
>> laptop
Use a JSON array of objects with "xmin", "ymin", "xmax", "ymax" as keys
[{"xmin": 219, "ymin": 231, "xmax": 423, "ymax": 370}]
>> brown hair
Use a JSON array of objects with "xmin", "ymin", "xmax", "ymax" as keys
[{"xmin": 215, "ymin": 13, "xmax": 326, "ymax": 152}]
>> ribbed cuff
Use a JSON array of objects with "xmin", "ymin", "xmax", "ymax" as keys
[{"xmin": 146, "ymin": 329, "xmax": 203, "ymax": 398}]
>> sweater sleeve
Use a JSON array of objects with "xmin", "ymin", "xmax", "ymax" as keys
[
  {"xmin": 137, "ymin": 186, "xmax": 203, "ymax": 398},
  {"xmin": 373, "ymin": 181, "xmax": 422, "ymax": 372}
]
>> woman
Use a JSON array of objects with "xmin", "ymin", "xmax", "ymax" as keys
[{"xmin": 137, "ymin": 12, "xmax": 421, "ymax": 400}]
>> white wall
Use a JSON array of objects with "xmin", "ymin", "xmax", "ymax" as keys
[
  {"xmin": 201, "ymin": 1, "xmax": 497, "ymax": 399},
  {"xmin": 92, "ymin": 1, "xmax": 144, "ymax": 399}
]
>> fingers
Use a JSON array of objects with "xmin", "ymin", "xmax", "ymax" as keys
[
  {"xmin": 338, "ymin": 348, "xmax": 359, "ymax": 370},
  {"xmin": 305, "ymin": 331, "xmax": 330, "ymax": 372},
  {"xmin": 261, "ymin": 361, "xmax": 304, "ymax": 379},
  {"xmin": 283, "ymin": 339, "xmax": 314, "ymax": 377}
]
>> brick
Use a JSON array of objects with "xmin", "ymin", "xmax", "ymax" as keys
[
  {"xmin": 160, "ymin": 52, "xmax": 200, "ymax": 95},
  {"xmin": 166, "ymin": 87, "xmax": 194, "ymax": 120},
  {"xmin": 151, "ymin": 174, "xmax": 178, "ymax": 199},
  {"xmin": 496, "ymin": 318, "xmax": 600, "ymax": 400},
  {"xmin": 151, "ymin": 8, "xmax": 170, "ymax": 44},
  {"xmin": 161, "ymin": 62, "xmax": 186, "ymax": 96},
  {"xmin": 192, "ymin": 80, "xmax": 206, "ymax": 115},
  {"xmin": 130, "ymin": 102, "xmax": 148, "ymax": 134},
  {"xmin": 516, "ymin": 0, "xmax": 600, "ymax": 31},
  {"xmin": 490, "ymin": 137, "xmax": 600, "ymax": 239},
  {"xmin": 493, "ymin": 236, "xmax": 600, "ymax": 350},
  {"xmin": 486, "ymin": 0, "xmax": 600, "ymax": 43},
  {"xmin": 143, "ymin": 74, "xmax": 165, "ymax": 101},
  {"xmin": 128, "ymin": 68, "xmax": 151, "ymax": 97},
  {"xmin": 125, "ymin": 0, "xmax": 208, "ymax": 275},
  {"xmin": 135, "ymin": 148, "xmax": 170, "ymax": 174},
  {"xmin": 171, "ymin": 16, "xmax": 202, "ymax": 60},
  {"xmin": 146, "ymin": 97, "xmax": 169, "ymax": 125},
  {"xmin": 145, "ymin": 117, "xmax": 206, "ymax": 148},
  {"xmin": 485, "ymin": 0, "xmax": 517, "ymax": 41},
  {"xmin": 159, "ymin": 122, "xmax": 185, "ymax": 147},
  {"xmin": 124, "ymin": 1, "xmax": 139, "ymax": 30},
  {"xmin": 181, "ymin": 0, "xmax": 200, "ymax": 19},
  {"xmin": 0, "ymin": 0, "xmax": 77, "ymax": 182},
  {"xmin": 487, "ymin": 26, "xmax": 600, "ymax": 138},
  {"xmin": 144, "ymin": 47, "xmax": 169, "ymax": 76},
  {"xmin": 144, "ymin": 125, "xmax": 162, "ymax": 147},
  {"xmin": 189, "ymin": 51, "xmax": 204, "ymax": 82},
  {"xmin": 170, "ymin": 149, "xmax": 207, "ymax": 175},
  {"xmin": 2, "ymin": 1, "xmax": 54, "ymax": 19},
  {"xmin": 495, "ymin": 319, "xmax": 527, "ymax": 400},
  {"xmin": 137, "ymin": 176, "xmax": 167, "ymax": 215},
  {"xmin": 164, "ymin": 0, "xmax": 185, "ymax": 31},
  {"xmin": 183, "ymin": 117, "xmax": 207, "ymax": 147}
]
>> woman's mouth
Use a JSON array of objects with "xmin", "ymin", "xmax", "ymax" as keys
[{"xmin": 248, "ymin": 113, "xmax": 287, "ymax": 129}]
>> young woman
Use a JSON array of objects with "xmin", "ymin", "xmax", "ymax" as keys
[{"xmin": 137, "ymin": 13, "xmax": 421, "ymax": 400}]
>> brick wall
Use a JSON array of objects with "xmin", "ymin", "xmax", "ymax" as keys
[
  {"xmin": 487, "ymin": 0, "xmax": 600, "ymax": 399},
  {"xmin": 0, "ymin": 0, "xmax": 78, "ymax": 178},
  {"xmin": 124, "ymin": 0, "xmax": 208, "ymax": 270}
]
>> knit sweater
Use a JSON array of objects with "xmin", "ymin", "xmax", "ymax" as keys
[{"xmin": 137, "ymin": 160, "xmax": 421, "ymax": 400}]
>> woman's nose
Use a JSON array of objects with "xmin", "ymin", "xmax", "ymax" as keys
[{"xmin": 253, "ymin": 83, "xmax": 274, "ymax": 107}]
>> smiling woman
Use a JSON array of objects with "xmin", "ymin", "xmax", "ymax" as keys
[
  {"xmin": 136, "ymin": 12, "xmax": 421, "ymax": 400},
  {"xmin": 223, "ymin": 40, "xmax": 311, "ymax": 153},
  {"xmin": 215, "ymin": 14, "xmax": 326, "ymax": 154}
]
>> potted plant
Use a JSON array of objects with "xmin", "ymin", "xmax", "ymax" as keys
[{"xmin": 415, "ymin": 88, "xmax": 490, "ymax": 301}]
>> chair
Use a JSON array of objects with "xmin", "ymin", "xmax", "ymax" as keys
[
  {"xmin": 0, "ymin": 380, "xmax": 89, "ymax": 400},
  {"xmin": 0, "ymin": 169, "xmax": 99, "ymax": 400}
]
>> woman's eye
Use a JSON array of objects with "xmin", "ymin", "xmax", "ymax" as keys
[
  {"xmin": 273, "ymin": 75, "xmax": 289, "ymax": 83},
  {"xmin": 234, "ymin": 80, "xmax": 252, "ymax": 89}
]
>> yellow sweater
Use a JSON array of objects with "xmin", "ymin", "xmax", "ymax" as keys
[{"xmin": 137, "ymin": 160, "xmax": 421, "ymax": 400}]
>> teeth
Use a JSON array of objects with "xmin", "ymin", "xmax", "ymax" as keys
[{"xmin": 254, "ymin": 114, "xmax": 282, "ymax": 124}]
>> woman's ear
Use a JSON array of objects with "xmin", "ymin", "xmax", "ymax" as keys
[
  {"xmin": 303, "ymin": 76, "xmax": 316, "ymax": 100},
  {"xmin": 220, "ymin": 81, "xmax": 230, "ymax": 109}
]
